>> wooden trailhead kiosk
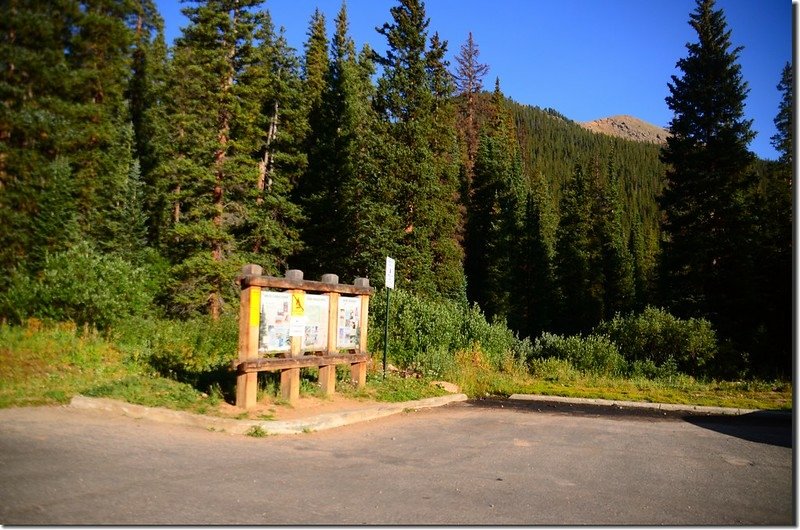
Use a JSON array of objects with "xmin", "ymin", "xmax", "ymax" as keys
[{"xmin": 235, "ymin": 264, "xmax": 374, "ymax": 409}]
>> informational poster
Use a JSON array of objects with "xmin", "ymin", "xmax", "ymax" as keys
[
  {"xmin": 337, "ymin": 296, "xmax": 361, "ymax": 350},
  {"xmin": 289, "ymin": 291, "xmax": 306, "ymax": 337},
  {"xmin": 259, "ymin": 291, "xmax": 291, "ymax": 353},
  {"xmin": 303, "ymin": 294, "xmax": 329, "ymax": 351}
]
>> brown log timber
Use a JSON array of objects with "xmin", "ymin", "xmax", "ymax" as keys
[
  {"xmin": 238, "ymin": 274, "xmax": 374, "ymax": 296},
  {"xmin": 236, "ymin": 353, "xmax": 370, "ymax": 373}
]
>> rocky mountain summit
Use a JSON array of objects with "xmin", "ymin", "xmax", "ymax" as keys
[{"xmin": 581, "ymin": 115, "xmax": 670, "ymax": 145}]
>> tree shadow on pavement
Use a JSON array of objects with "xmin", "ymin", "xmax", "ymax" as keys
[
  {"xmin": 684, "ymin": 411, "xmax": 792, "ymax": 448},
  {"xmin": 467, "ymin": 398, "xmax": 792, "ymax": 448}
]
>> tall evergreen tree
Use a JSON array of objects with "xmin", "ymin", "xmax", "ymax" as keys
[
  {"xmin": 1, "ymin": 0, "xmax": 148, "ymax": 283},
  {"xmin": 596, "ymin": 152, "xmax": 635, "ymax": 317},
  {"xmin": 659, "ymin": 0, "xmax": 757, "ymax": 369},
  {"xmin": 554, "ymin": 164, "xmax": 600, "ymax": 334},
  {"xmin": 464, "ymin": 80, "xmax": 524, "ymax": 321},
  {"xmin": 771, "ymin": 62, "xmax": 793, "ymax": 167},
  {"xmin": 128, "ymin": 0, "xmax": 169, "ymax": 247},
  {"xmin": 452, "ymin": 31, "xmax": 489, "ymax": 192},
  {"xmin": 373, "ymin": 0, "xmax": 464, "ymax": 298},
  {"xmin": 161, "ymin": 1, "xmax": 303, "ymax": 318},
  {"xmin": 0, "ymin": 0, "xmax": 80, "ymax": 282},
  {"xmin": 513, "ymin": 173, "xmax": 557, "ymax": 338},
  {"xmin": 746, "ymin": 62, "xmax": 792, "ymax": 377},
  {"xmin": 296, "ymin": 3, "xmax": 398, "ymax": 282}
]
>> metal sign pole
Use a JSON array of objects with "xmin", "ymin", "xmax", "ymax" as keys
[
  {"xmin": 383, "ymin": 287, "xmax": 390, "ymax": 379},
  {"xmin": 383, "ymin": 256, "xmax": 395, "ymax": 379}
]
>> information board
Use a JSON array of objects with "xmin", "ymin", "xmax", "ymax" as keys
[
  {"xmin": 337, "ymin": 296, "xmax": 361, "ymax": 349},
  {"xmin": 259, "ymin": 291, "xmax": 291, "ymax": 353},
  {"xmin": 303, "ymin": 294, "xmax": 329, "ymax": 351}
]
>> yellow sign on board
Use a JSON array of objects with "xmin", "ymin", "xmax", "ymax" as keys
[
  {"xmin": 291, "ymin": 291, "xmax": 305, "ymax": 317},
  {"xmin": 249, "ymin": 288, "xmax": 261, "ymax": 327}
]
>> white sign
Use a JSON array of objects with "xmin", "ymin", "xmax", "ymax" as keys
[
  {"xmin": 259, "ymin": 291, "xmax": 291, "ymax": 353},
  {"xmin": 337, "ymin": 296, "xmax": 361, "ymax": 349},
  {"xmin": 385, "ymin": 256, "xmax": 396, "ymax": 289},
  {"xmin": 303, "ymin": 294, "xmax": 329, "ymax": 350}
]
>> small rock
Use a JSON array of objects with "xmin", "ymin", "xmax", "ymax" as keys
[{"xmin": 431, "ymin": 381, "xmax": 460, "ymax": 393}]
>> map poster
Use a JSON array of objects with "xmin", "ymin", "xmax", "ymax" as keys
[
  {"xmin": 259, "ymin": 291, "xmax": 291, "ymax": 353},
  {"xmin": 303, "ymin": 294, "xmax": 329, "ymax": 351},
  {"xmin": 337, "ymin": 296, "xmax": 361, "ymax": 350}
]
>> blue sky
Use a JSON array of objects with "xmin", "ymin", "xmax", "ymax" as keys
[{"xmin": 155, "ymin": 0, "xmax": 793, "ymax": 160}]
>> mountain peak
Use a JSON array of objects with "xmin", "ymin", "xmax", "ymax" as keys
[{"xmin": 580, "ymin": 115, "xmax": 669, "ymax": 145}]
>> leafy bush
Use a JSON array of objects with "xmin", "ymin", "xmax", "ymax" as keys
[
  {"xmin": 0, "ymin": 242, "xmax": 155, "ymax": 330},
  {"xmin": 368, "ymin": 288, "xmax": 529, "ymax": 377},
  {"xmin": 594, "ymin": 306, "xmax": 717, "ymax": 376},
  {"xmin": 110, "ymin": 314, "xmax": 239, "ymax": 390},
  {"xmin": 530, "ymin": 332, "xmax": 627, "ymax": 377},
  {"xmin": 528, "ymin": 357, "xmax": 582, "ymax": 383}
]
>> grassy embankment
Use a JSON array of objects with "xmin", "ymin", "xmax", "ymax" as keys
[{"xmin": 0, "ymin": 320, "xmax": 790, "ymax": 415}]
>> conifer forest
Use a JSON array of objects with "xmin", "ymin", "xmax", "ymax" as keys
[{"xmin": 1, "ymin": 0, "xmax": 792, "ymax": 381}]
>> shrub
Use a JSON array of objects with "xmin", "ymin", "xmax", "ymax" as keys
[
  {"xmin": 530, "ymin": 332, "xmax": 627, "ymax": 377},
  {"xmin": 368, "ymin": 288, "xmax": 529, "ymax": 377},
  {"xmin": 594, "ymin": 306, "xmax": 717, "ymax": 376},
  {"xmin": 528, "ymin": 357, "xmax": 581, "ymax": 383},
  {"xmin": 110, "ymin": 314, "xmax": 238, "ymax": 391},
  {"xmin": 0, "ymin": 242, "xmax": 155, "ymax": 330}
]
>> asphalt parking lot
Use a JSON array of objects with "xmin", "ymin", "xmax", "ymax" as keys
[{"xmin": 0, "ymin": 399, "xmax": 792, "ymax": 525}]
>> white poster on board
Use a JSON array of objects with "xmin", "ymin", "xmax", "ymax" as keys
[
  {"xmin": 259, "ymin": 291, "xmax": 291, "ymax": 353},
  {"xmin": 303, "ymin": 294, "xmax": 329, "ymax": 351},
  {"xmin": 337, "ymin": 296, "xmax": 361, "ymax": 349}
]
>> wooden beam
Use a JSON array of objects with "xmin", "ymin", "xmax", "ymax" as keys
[
  {"xmin": 239, "ymin": 275, "xmax": 374, "ymax": 296},
  {"xmin": 237, "ymin": 354, "xmax": 370, "ymax": 373}
]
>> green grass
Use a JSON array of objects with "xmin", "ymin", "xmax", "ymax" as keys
[
  {"xmin": 0, "ymin": 321, "xmax": 791, "ymax": 415},
  {"xmin": 339, "ymin": 372, "xmax": 449, "ymax": 402},
  {"xmin": 0, "ymin": 321, "xmax": 214, "ymax": 413}
]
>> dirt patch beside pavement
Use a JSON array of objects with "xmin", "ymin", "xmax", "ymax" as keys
[{"xmin": 215, "ymin": 393, "xmax": 385, "ymax": 422}]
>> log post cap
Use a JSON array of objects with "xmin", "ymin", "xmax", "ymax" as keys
[
  {"xmin": 285, "ymin": 269, "xmax": 304, "ymax": 281},
  {"xmin": 321, "ymin": 273, "xmax": 339, "ymax": 284},
  {"xmin": 354, "ymin": 277, "xmax": 370, "ymax": 288},
  {"xmin": 241, "ymin": 264, "xmax": 263, "ymax": 276}
]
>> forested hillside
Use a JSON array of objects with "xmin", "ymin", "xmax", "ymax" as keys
[{"xmin": 1, "ymin": 0, "xmax": 791, "ymax": 380}]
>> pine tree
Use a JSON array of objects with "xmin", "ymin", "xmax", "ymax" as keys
[
  {"xmin": 373, "ymin": 0, "xmax": 464, "ymax": 298},
  {"xmin": 464, "ymin": 80, "xmax": 524, "ymax": 321},
  {"xmin": 596, "ymin": 152, "xmax": 635, "ymax": 317},
  {"xmin": 161, "ymin": 1, "xmax": 303, "ymax": 318},
  {"xmin": 554, "ymin": 164, "xmax": 601, "ymax": 334},
  {"xmin": 0, "ymin": 0, "xmax": 148, "ymax": 283},
  {"xmin": 659, "ymin": 0, "xmax": 757, "ymax": 368},
  {"xmin": 128, "ymin": 0, "xmax": 169, "ymax": 247},
  {"xmin": 296, "ymin": 3, "xmax": 398, "ymax": 283},
  {"xmin": 452, "ymin": 32, "xmax": 489, "ymax": 192},
  {"xmin": 0, "ymin": 0, "xmax": 79, "ymax": 282},
  {"xmin": 745, "ymin": 62, "xmax": 792, "ymax": 377},
  {"xmin": 513, "ymin": 174, "xmax": 557, "ymax": 338},
  {"xmin": 326, "ymin": 9, "xmax": 398, "ymax": 282}
]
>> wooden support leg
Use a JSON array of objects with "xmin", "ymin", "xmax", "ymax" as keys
[
  {"xmin": 281, "ymin": 367, "xmax": 300, "ymax": 403},
  {"xmin": 236, "ymin": 372, "xmax": 258, "ymax": 409},
  {"xmin": 319, "ymin": 365, "xmax": 336, "ymax": 396},
  {"xmin": 350, "ymin": 361, "xmax": 366, "ymax": 389}
]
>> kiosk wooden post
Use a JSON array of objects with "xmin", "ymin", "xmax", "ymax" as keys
[
  {"xmin": 282, "ymin": 270, "xmax": 304, "ymax": 402},
  {"xmin": 319, "ymin": 274, "xmax": 339, "ymax": 396},
  {"xmin": 352, "ymin": 277, "xmax": 370, "ymax": 387},
  {"xmin": 236, "ymin": 264, "xmax": 262, "ymax": 409}
]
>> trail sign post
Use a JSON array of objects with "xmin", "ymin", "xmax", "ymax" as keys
[{"xmin": 384, "ymin": 257, "xmax": 395, "ymax": 378}]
